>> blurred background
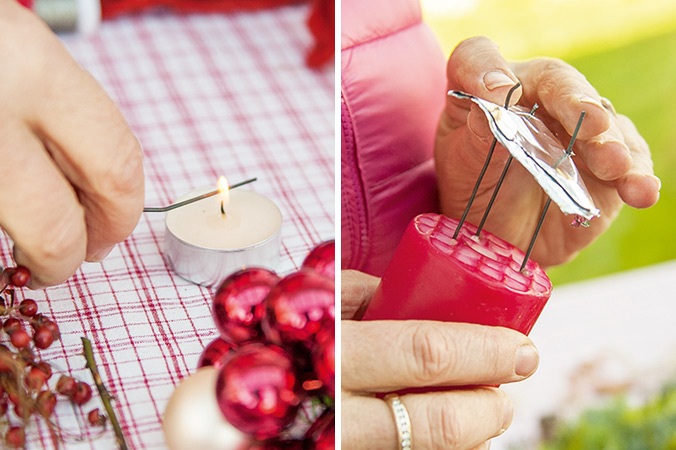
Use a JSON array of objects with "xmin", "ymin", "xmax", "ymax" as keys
[
  {"xmin": 421, "ymin": 0, "xmax": 676, "ymax": 286},
  {"xmin": 419, "ymin": 1, "xmax": 676, "ymax": 448}
]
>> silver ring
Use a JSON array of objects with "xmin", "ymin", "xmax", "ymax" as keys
[
  {"xmin": 600, "ymin": 96, "xmax": 617, "ymax": 116},
  {"xmin": 384, "ymin": 394, "xmax": 413, "ymax": 450}
]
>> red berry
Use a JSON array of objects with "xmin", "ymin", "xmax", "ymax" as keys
[
  {"xmin": 87, "ymin": 408, "xmax": 106, "ymax": 426},
  {"xmin": 18, "ymin": 299, "xmax": 37, "ymax": 317},
  {"xmin": 3, "ymin": 318, "xmax": 21, "ymax": 335},
  {"xmin": 43, "ymin": 320, "xmax": 60, "ymax": 340},
  {"xmin": 33, "ymin": 327, "xmax": 54, "ymax": 349},
  {"xmin": 72, "ymin": 382, "xmax": 92, "ymax": 405},
  {"xmin": 0, "ymin": 396, "xmax": 7, "ymax": 416},
  {"xmin": 312, "ymin": 328, "xmax": 335, "ymax": 398},
  {"xmin": 197, "ymin": 338, "xmax": 234, "ymax": 370},
  {"xmin": 216, "ymin": 343, "xmax": 302, "ymax": 440},
  {"xmin": 33, "ymin": 361, "xmax": 52, "ymax": 379},
  {"xmin": 56, "ymin": 376, "xmax": 77, "ymax": 397},
  {"xmin": 262, "ymin": 271, "xmax": 334, "ymax": 347},
  {"xmin": 5, "ymin": 426, "xmax": 24, "ymax": 448},
  {"xmin": 10, "ymin": 329, "xmax": 30, "ymax": 349},
  {"xmin": 36, "ymin": 390, "xmax": 56, "ymax": 417},
  {"xmin": 25, "ymin": 366, "xmax": 48, "ymax": 390},
  {"xmin": 212, "ymin": 268, "xmax": 280, "ymax": 344},
  {"xmin": 7, "ymin": 266, "xmax": 30, "ymax": 288},
  {"xmin": 301, "ymin": 240, "xmax": 335, "ymax": 280}
]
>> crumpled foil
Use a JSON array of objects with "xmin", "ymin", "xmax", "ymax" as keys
[{"xmin": 450, "ymin": 90, "xmax": 600, "ymax": 220}]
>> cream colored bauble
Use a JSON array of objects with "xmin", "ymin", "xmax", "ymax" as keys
[{"xmin": 163, "ymin": 367, "xmax": 248, "ymax": 450}]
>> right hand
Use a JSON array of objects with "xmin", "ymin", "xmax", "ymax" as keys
[
  {"xmin": 342, "ymin": 270, "xmax": 540, "ymax": 450},
  {"xmin": 0, "ymin": 0, "xmax": 144, "ymax": 288}
]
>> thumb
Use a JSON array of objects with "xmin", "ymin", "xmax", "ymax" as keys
[
  {"xmin": 444, "ymin": 36, "xmax": 522, "ymax": 141},
  {"xmin": 447, "ymin": 36, "xmax": 521, "ymax": 105}
]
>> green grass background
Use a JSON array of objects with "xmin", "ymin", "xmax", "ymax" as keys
[{"xmin": 547, "ymin": 29, "xmax": 676, "ymax": 285}]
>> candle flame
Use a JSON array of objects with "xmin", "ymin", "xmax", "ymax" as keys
[{"xmin": 218, "ymin": 176, "xmax": 230, "ymax": 209}]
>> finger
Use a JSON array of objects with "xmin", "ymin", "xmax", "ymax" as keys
[
  {"xmin": 573, "ymin": 116, "xmax": 632, "ymax": 181},
  {"xmin": 445, "ymin": 37, "xmax": 522, "ymax": 132},
  {"xmin": 613, "ymin": 114, "xmax": 660, "ymax": 208},
  {"xmin": 341, "ymin": 270, "xmax": 380, "ymax": 320},
  {"xmin": 512, "ymin": 58, "xmax": 611, "ymax": 140},
  {"xmin": 342, "ymin": 321, "xmax": 538, "ymax": 391},
  {"xmin": 0, "ymin": 121, "xmax": 86, "ymax": 288},
  {"xmin": 342, "ymin": 388, "xmax": 512, "ymax": 450},
  {"xmin": 22, "ymin": 27, "xmax": 144, "ymax": 262}
]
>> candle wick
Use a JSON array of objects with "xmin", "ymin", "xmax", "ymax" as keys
[{"xmin": 220, "ymin": 201, "xmax": 226, "ymax": 217}]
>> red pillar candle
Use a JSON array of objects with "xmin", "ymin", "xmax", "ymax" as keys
[{"xmin": 362, "ymin": 213, "xmax": 552, "ymax": 335}]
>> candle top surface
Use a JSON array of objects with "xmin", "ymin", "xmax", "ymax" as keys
[
  {"xmin": 416, "ymin": 214, "xmax": 552, "ymax": 296},
  {"xmin": 166, "ymin": 188, "xmax": 282, "ymax": 250}
]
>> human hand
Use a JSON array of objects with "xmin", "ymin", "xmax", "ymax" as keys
[
  {"xmin": 435, "ymin": 36, "xmax": 660, "ymax": 268},
  {"xmin": 0, "ymin": 0, "xmax": 144, "ymax": 287},
  {"xmin": 341, "ymin": 270, "xmax": 539, "ymax": 450}
]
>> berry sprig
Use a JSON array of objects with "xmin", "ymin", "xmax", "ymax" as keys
[
  {"xmin": 199, "ymin": 240, "xmax": 335, "ymax": 449},
  {"xmin": 0, "ymin": 266, "xmax": 105, "ymax": 448}
]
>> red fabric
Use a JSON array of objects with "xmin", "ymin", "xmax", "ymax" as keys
[
  {"xmin": 4, "ymin": 6, "xmax": 333, "ymax": 448},
  {"xmin": 305, "ymin": 0, "xmax": 334, "ymax": 68}
]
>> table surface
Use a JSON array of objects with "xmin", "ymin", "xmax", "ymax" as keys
[{"xmin": 0, "ymin": 5, "xmax": 334, "ymax": 448}]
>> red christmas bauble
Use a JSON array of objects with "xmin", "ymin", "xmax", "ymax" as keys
[
  {"xmin": 261, "ymin": 271, "xmax": 334, "ymax": 348},
  {"xmin": 213, "ymin": 268, "xmax": 280, "ymax": 344},
  {"xmin": 216, "ymin": 343, "xmax": 302, "ymax": 440},
  {"xmin": 305, "ymin": 410, "xmax": 335, "ymax": 450},
  {"xmin": 312, "ymin": 328, "xmax": 335, "ymax": 398},
  {"xmin": 301, "ymin": 240, "xmax": 335, "ymax": 280},
  {"xmin": 197, "ymin": 337, "xmax": 235, "ymax": 371}
]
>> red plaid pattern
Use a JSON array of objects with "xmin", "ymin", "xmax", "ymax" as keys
[{"xmin": 1, "ymin": 5, "xmax": 334, "ymax": 448}]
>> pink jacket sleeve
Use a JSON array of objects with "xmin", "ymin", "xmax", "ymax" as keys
[{"xmin": 341, "ymin": 0, "xmax": 446, "ymax": 276}]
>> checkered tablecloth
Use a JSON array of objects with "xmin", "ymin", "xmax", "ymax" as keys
[{"xmin": 0, "ymin": 5, "xmax": 334, "ymax": 448}]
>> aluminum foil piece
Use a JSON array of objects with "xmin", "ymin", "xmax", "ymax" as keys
[{"xmin": 450, "ymin": 90, "xmax": 600, "ymax": 220}]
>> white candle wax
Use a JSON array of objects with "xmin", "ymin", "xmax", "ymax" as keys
[
  {"xmin": 166, "ymin": 188, "xmax": 282, "ymax": 250},
  {"xmin": 163, "ymin": 188, "xmax": 282, "ymax": 286}
]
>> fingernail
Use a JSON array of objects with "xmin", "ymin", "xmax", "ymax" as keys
[
  {"xmin": 484, "ymin": 71, "xmax": 516, "ymax": 90},
  {"xmin": 578, "ymin": 95, "xmax": 605, "ymax": 110},
  {"xmin": 89, "ymin": 245, "xmax": 115, "ymax": 262},
  {"xmin": 647, "ymin": 175, "xmax": 662, "ymax": 191},
  {"xmin": 501, "ymin": 394, "xmax": 514, "ymax": 433},
  {"xmin": 515, "ymin": 345, "xmax": 539, "ymax": 377}
]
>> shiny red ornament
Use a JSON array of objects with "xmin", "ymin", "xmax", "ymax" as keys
[
  {"xmin": 312, "ymin": 328, "xmax": 335, "ymax": 398},
  {"xmin": 262, "ymin": 271, "xmax": 334, "ymax": 347},
  {"xmin": 197, "ymin": 337, "xmax": 235, "ymax": 371},
  {"xmin": 239, "ymin": 440, "xmax": 306, "ymax": 450},
  {"xmin": 216, "ymin": 343, "xmax": 302, "ymax": 440},
  {"xmin": 301, "ymin": 240, "xmax": 335, "ymax": 280},
  {"xmin": 213, "ymin": 268, "xmax": 280, "ymax": 344},
  {"xmin": 305, "ymin": 410, "xmax": 335, "ymax": 450}
]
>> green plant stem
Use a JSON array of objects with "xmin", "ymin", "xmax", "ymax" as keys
[{"xmin": 81, "ymin": 337, "xmax": 128, "ymax": 450}]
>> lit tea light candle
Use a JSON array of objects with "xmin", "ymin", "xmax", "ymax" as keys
[{"xmin": 164, "ymin": 176, "xmax": 282, "ymax": 287}]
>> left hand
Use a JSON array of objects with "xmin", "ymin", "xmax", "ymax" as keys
[{"xmin": 435, "ymin": 36, "xmax": 660, "ymax": 268}]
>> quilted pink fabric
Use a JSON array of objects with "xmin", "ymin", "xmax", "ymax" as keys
[{"xmin": 341, "ymin": 0, "xmax": 446, "ymax": 276}]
